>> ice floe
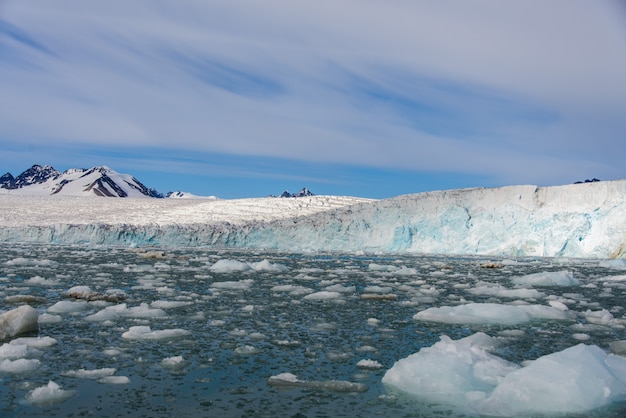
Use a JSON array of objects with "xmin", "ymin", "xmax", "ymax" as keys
[
  {"xmin": 383, "ymin": 332, "xmax": 626, "ymax": 416},
  {"xmin": 414, "ymin": 303, "xmax": 571, "ymax": 325}
]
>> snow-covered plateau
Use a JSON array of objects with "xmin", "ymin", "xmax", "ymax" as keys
[{"xmin": 0, "ymin": 179, "xmax": 624, "ymax": 259}]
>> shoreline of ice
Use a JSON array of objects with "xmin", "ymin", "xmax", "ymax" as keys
[{"xmin": 0, "ymin": 180, "xmax": 624, "ymax": 259}]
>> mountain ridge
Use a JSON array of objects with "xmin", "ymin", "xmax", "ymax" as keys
[
  {"xmin": 0, "ymin": 164, "xmax": 162, "ymax": 198},
  {"xmin": 1, "ymin": 164, "xmax": 312, "ymax": 199}
]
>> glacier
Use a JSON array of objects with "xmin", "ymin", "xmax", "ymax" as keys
[{"xmin": 0, "ymin": 180, "xmax": 624, "ymax": 258}]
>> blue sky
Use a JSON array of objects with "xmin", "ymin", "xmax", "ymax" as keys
[{"xmin": 1, "ymin": 0, "xmax": 625, "ymax": 198}]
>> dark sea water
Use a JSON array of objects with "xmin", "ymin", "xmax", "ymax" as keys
[{"xmin": 1, "ymin": 243, "xmax": 625, "ymax": 417}]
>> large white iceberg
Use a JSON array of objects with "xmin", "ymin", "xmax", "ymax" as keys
[
  {"xmin": 0, "ymin": 180, "xmax": 624, "ymax": 258},
  {"xmin": 382, "ymin": 333, "xmax": 626, "ymax": 416}
]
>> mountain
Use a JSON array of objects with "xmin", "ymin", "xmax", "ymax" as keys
[
  {"xmin": 278, "ymin": 188, "xmax": 314, "ymax": 198},
  {"xmin": 0, "ymin": 165, "xmax": 163, "ymax": 198}
]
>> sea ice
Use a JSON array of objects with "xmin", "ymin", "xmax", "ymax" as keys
[
  {"xmin": 512, "ymin": 270, "xmax": 580, "ymax": 287},
  {"xmin": 9, "ymin": 336, "xmax": 57, "ymax": 348},
  {"xmin": 383, "ymin": 333, "xmax": 626, "ymax": 416},
  {"xmin": 211, "ymin": 279, "xmax": 254, "ymax": 290},
  {"xmin": 62, "ymin": 368, "xmax": 116, "ymax": 379},
  {"xmin": 478, "ymin": 344, "xmax": 626, "ymax": 416},
  {"xmin": 414, "ymin": 303, "xmax": 571, "ymax": 325},
  {"xmin": 24, "ymin": 381, "xmax": 75, "ymax": 406},
  {"xmin": 0, "ymin": 305, "xmax": 38, "ymax": 340},
  {"xmin": 0, "ymin": 358, "xmax": 40, "ymax": 373},
  {"xmin": 121, "ymin": 325, "xmax": 191, "ymax": 341},
  {"xmin": 356, "ymin": 359, "xmax": 384, "ymax": 369},
  {"xmin": 47, "ymin": 300, "xmax": 89, "ymax": 313},
  {"xmin": 209, "ymin": 259, "xmax": 288, "ymax": 273},
  {"xmin": 303, "ymin": 291, "xmax": 341, "ymax": 300},
  {"xmin": 161, "ymin": 355, "xmax": 188, "ymax": 369},
  {"xmin": 468, "ymin": 283, "xmax": 544, "ymax": 299},
  {"xmin": 98, "ymin": 375, "xmax": 130, "ymax": 384},
  {"xmin": 267, "ymin": 373, "xmax": 368, "ymax": 393}
]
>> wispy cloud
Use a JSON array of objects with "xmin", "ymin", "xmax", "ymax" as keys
[{"xmin": 1, "ymin": 0, "xmax": 625, "ymax": 196}]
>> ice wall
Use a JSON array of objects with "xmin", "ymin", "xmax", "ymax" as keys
[{"xmin": 0, "ymin": 180, "xmax": 624, "ymax": 258}]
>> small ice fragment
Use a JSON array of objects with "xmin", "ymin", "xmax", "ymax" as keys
[
  {"xmin": 357, "ymin": 359, "xmax": 384, "ymax": 369},
  {"xmin": 25, "ymin": 381, "xmax": 75, "ymax": 406}
]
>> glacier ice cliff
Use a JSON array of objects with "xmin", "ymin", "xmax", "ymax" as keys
[{"xmin": 0, "ymin": 181, "xmax": 624, "ymax": 259}]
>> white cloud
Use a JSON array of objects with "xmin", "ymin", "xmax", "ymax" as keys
[{"xmin": 0, "ymin": 0, "xmax": 624, "ymax": 186}]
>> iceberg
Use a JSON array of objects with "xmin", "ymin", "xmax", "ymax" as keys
[
  {"xmin": 0, "ymin": 180, "xmax": 623, "ymax": 258},
  {"xmin": 383, "ymin": 333, "xmax": 626, "ymax": 416}
]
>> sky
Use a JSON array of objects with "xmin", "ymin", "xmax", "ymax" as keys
[{"xmin": 1, "ymin": 0, "xmax": 626, "ymax": 199}]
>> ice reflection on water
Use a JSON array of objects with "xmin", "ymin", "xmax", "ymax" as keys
[{"xmin": 0, "ymin": 243, "xmax": 625, "ymax": 417}]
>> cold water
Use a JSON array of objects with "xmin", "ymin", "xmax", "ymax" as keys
[{"xmin": 1, "ymin": 243, "xmax": 625, "ymax": 417}]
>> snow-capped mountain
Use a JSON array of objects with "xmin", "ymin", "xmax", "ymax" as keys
[
  {"xmin": 278, "ymin": 188, "xmax": 314, "ymax": 198},
  {"xmin": 0, "ymin": 165, "xmax": 162, "ymax": 198}
]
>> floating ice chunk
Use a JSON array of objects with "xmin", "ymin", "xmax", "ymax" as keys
[
  {"xmin": 584, "ymin": 309, "xmax": 620, "ymax": 326},
  {"xmin": 6, "ymin": 258, "xmax": 57, "ymax": 267},
  {"xmin": 468, "ymin": 284, "xmax": 544, "ymax": 299},
  {"xmin": 271, "ymin": 284, "xmax": 313, "ymax": 296},
  {"xmin": 209, "ymin": 259, "xmax": 252, "ymax": 273},
  {"xmin": 478, "ymin": 344, "xmax": 626, "ymax": 416},
  {"xmin": 25, "ymin": 381, "xmax": 75, "ymax": 406},
  {"xmin": 250, "ymin": 259, "xmax": 288, "ymax": 272},
  {"xmin": 548, "ymin": 300, "xmax": 569, "ymax": 311},
  {"xmin": 274, "ymin": 340, "xmax": 300, "ymax": 347},
  {"xmin": 10, "ymin": 336, "xmax": 57, "ymax": 348},
  {"xmin": 99, "ymin": 375, "xmax": 130, "ymax": 384},
  {"xmin": 85, "ymin": 304, "xmax": 126, "ymax": 322},
  {"xmin": 38, "ymin": 313, "xmax": 62, "ymax": 324},
  {"xmin": 0, "ymin": 305, "xmax": 38, "ymax": 340},
  {"xmin": 357, "ymin": 359, "xmax": 384, "ymax": 369},
  {"xmin": 384, "ymin": 333, "xmax": 626, "ymax": 416},
  {"xmin": 267, "ymin": 373, "xmax": 368, "ymax": 393},
  {"xmin": 368, "ymin": 263, "xmax": 399, "ymax": 272},
  {"xmin": 0, "ymin": 343, "xmax": 28, "ymax": 358},
  {"xmin": 25, "ymin": 276, "xmax": 61, "ymax": 286},
  {"xmin": 150, "ymin": 300, "xmax": 193, "ymax": 309},
  {"xmin": 161, "ymin": 356, "xmax": 188, "ymax": 369},
  {"xmin": 364, "ymin": 286, "xmax": 393, "ymax": 294},
  {"xmin": 241, "ymin": 305, "xmax": 254, "ymax": 312},
  {"xmin": 229, "ymin": 328, "xmax": 247, "ymax": 337},
  {"xmin": 513, "ymin": 270, "xmax": 580, "ymax": 287},
  {"xmin": 367, "ymin": 318, "xmax": 380, "ymax": 326},
  {"xmin": 383, "ymin": 332, "xmax": 515, "ymax": 402},
  {"xmin": 324, "ymin": 284, "xmax": 355, "ymax": 293},
  {"xmin": 211, "ymin": 279, "xmax": 254, "ymax": 290},
  {"xmin": 573, "ymin": 333, "xmax": 591, "ymax": 341},
  {"xmin": 304, "ymin": 291, "xmax": 341, "ymax": 300},
  {"xmin": 47, "ymin": 300, "xmax": 89, "ymax": 313},
  {"xmin": 86, "ymin": 303, "xmax": 167, "ymax": 322},
  {"xmin": 414, "ymin": 303, "xmax": 570, "ymax": 325},
  {"xmin": 235, "ymin": 345, "xmax": 262, "ymax": 355},
  {"xmin": 66, "ymin": 285, "xmax": 93, "ymax": 295},
  {"xmin": 102, "ymin": 348, "xmax": 122, "ymax": 356},
  {"xmin": 62, "ymin": 368, "xmax": 116, "ymax": 379},
  {"xmin": 0, "ymin": 358, "xmax": 40, "ymax": 373},
  {"xmin": 121, "ymin": 325, "xmax": 191, "ymax": 341}
]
